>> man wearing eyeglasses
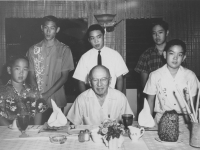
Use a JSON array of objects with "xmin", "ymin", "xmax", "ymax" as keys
[{"xmin": 67, "ymin": 65, "xmax": 133, "ymax": 125}]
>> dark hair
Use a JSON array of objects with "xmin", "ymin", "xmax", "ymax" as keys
[
  {"xmin": 86, "ymin": 24, "xmax": 105, "ymax": 39},
  {"xmin": 7, "ymin": 55, "xmax": 29, "ymax": 68},
  {"xmin": 42, "ymin": 15, "xmax": 59, "ymax": 27},
  {"xmin": 151, "ymin": 20, "xmax": 169, "ymax": 31},
  {"xmin": 164, "ymin": 39, "xmax": 186, "ymax": 55}
]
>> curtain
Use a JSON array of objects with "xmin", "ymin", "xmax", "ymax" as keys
[
  {"xmin": 0, "ymin": 0, "xmax": 126, "ymax": 75},
  {"xmin": 0, "ymin": 0, "xmax": 200, "ymax": 76}
]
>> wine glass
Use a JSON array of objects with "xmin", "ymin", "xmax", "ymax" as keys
[
  {"xmin": 122, "ymin": 114, "xmax": 133, "ymax": 136},
  {"xmin": 17, "ymin": 114, "xmax": 30, "ymax": 138}
]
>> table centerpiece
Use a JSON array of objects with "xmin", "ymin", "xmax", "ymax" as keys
[{"xmin": 98, "ymin": 119, "xmax": 125, "ymax": 150}]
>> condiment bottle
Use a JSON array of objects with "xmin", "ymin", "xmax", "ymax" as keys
[
  {"xmin": 84, "ymin": 129, "xmax": 90, "ymax": 141},
  {"xmin": 78, "ymin": 130, "xmax": 85, "ymax": 142}
]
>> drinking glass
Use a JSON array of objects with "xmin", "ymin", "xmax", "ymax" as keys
[
  {"xmin": 122, "ymin": 114, "xmax": 133, "ymax": 130},
  {"xmin": 17, "ymin": 114, "xmax": 30, "ymax": 138}
]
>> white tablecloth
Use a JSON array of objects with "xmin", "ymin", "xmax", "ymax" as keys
[{"xmin": 0, "ymin": 125, "xmax": 149, "ymax": 150}]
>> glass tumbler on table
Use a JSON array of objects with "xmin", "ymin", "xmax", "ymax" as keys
[
  {"xmin": 17, "ymin": 114, "xmax": 30, "ymax": 138},
  {"xmin": 122, "ymin": 114, "xmax": 133, "ymax": 135}
]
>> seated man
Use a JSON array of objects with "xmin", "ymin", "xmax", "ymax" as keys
[{"xmin": 67, "ymin": 65, "xmax": 134, "ymax": 125}]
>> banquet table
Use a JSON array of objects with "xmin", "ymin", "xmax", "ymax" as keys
[{"xmin": 0, "ymin": 124, "xmax": 199, "ymax": 150}]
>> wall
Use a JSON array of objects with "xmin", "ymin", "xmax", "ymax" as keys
[{"xmin": 1, "ymin": 0, "xmax": 200, "ymax": 117}]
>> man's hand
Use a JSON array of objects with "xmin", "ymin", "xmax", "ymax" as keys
[{"xmin": 41, "ymin": 92, "xmax": 52, "ymax": 107}]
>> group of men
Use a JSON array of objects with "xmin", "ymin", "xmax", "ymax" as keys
[
  {"xmin": 27, "ymin": 15, "xmax": 132, "ymax": 125},
  {"xmin": 27, "ymin": 15, "xmax": 199, "ymax": 126}
]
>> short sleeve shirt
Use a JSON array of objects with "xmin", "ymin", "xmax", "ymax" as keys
[
  {"xmin": 27, "ymin": 39, "xmax": 74, "ymax": 107},
  {"xmin": 67, "ymin": 88, "xmax": 134, "ymax": 125},
  {"xmin": 73, "ymin": 46, "xmax": 129, "ymax": 88},
  {"xmin": 135, "ymin": 47, "xmax": 165, "ymax": 74},
  {"xmin": 0, "ymin": 81, "xmax": 48, "ymax": 120},
  {"xmin": 143, "ymin": 64, "xmax": 199, "ymax": 114}
]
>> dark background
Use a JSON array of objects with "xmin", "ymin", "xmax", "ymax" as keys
[{"xmin": 4, "ymin": 18, "xmax": 88, "ymax": 102}]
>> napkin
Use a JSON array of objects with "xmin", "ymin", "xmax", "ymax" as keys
[
  {"xmin": 138, "ymin": 98, "xmax": 155, "ymax": 128},
  {"xmin": 8, "ymin": 119, "xmax": 18, "ymax": 130},
  {"xmin": 47, "ymin": 99, "xmax": 67, "ymax": 127}
]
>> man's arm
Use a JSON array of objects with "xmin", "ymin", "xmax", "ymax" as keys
[
  {"xmin": 116, "ymin": 75, "xmax": 124, "ymax": 92},
  {"xmin": 42, "ymin": 70, "xmax": 70, "ymax": 105},
  {"xmin": 28, "ymin": 70, "xmax": 38, "ymax": 88},
  {"xmin": 78, "ymin": 80, "xmax": 87, "ymax": 94},
  {"xmin": 147, "ymin": 94, "xmax": 156, "ymax": 115},
  {"xmin": 140, "ymin": 72, "xmax": 149, "ymax": 90}
]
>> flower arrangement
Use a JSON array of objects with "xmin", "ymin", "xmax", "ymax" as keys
[{"xmin": 98, "ymin": 119, "xmax": 125, "ymax": 141}]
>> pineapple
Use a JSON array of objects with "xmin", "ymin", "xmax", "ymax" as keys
[{"xmin": 158, "ymin": 110, "xmax": 179, "ymax": 142}]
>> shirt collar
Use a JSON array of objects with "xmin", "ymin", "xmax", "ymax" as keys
[
  {"xmin": 154, "ymin": 46, "xmax": 162, "ymax": 55},
  {"xmin": 41, "ymin": 39, "xmax": 59, "ymax": 48},
  {"xmin": 87, "ymin": 88, "xmax": 116, "ymax": 100},
  {"xmin": 163, "ymin": 64, "xmax": 184, "ymax": 78},
  {"xmin": 92, "ymin": 46, "xmax": 106, "ymax": 52}
]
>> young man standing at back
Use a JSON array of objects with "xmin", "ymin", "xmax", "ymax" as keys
[
  {"xmin": 135, "ymin": 20, "xmax": 169, "ymax": 90},
  {"xmin": 73, "ymin": 24, "xmax": 129, "ymax": 93},
  {"xmin": 27, "ymin": 15, "xmax": 74, "ymax": 124}
]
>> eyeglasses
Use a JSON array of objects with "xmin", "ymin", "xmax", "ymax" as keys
[{"xmin": 91, "ymin": 77, "xmax": 110, "ymax": 85}]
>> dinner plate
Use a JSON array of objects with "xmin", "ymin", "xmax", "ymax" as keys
[
  {"xmin": 67, "ymin": 128, "xmax": 83, "ymax": 135},
  {"xmin": 155, "ymin": 137, "xmax": 183, "ymax": 144},
  {"xmin": 38, "ymin": 122, "xmax": 69, "ymax": 133}
]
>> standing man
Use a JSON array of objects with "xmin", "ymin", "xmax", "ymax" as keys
[
  {"xmin": 134, "ymin": 20, "xmax": 169, "ymax": 115},
  {"xmin": 73, "ymin": 24, "xmax": 128, "ymax": 93},
  {"xmin": 27, "ymin": 15, "xmax": 74, "ymax": 124},
  {"xmin": 135, "ymin": 20, "xmax": 169, "ymax": 90}
]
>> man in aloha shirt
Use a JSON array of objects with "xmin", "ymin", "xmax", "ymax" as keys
[
  {"xmin": 27, "ymin": 15, "xmax": 74, "ymax": 124},
  {"xmin": 0, "ymin": 80, "xmax": 48, "ymax": 126}
]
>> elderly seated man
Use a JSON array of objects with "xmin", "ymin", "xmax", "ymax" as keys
[{"xmin": 67, "ymin": 65, "xmax": 134, "ymax": 125}]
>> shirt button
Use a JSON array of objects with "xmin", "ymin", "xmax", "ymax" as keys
[{"xmin": 174, "ymin": 104, "xmax": 176, "ymax": 105}]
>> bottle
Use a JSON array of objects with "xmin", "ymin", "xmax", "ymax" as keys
[
  {"xmin": 84, "ymin": 129, "xmax": 90, "ymax": 141},
  {"xmin": 78, "ymin": 130, "xmax": 85, "ymax": 142}
]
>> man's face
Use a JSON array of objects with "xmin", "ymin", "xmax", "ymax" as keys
[
  {"xmin": 89, "ymin": 67, "xmax": 110, "ymax": 97},
  {"xmin": 41, "ymin": 21, "xmax": 60, "ymax": 41},
  {"xmin": 164, "ymin": 45, "xmax": 186, "ymax": 70},
  {"xmin": 88, "ymin": 30, "xmax": 104, "ymax": 50},
  {"xmin": 152, "ymin": 25, "xmax": 168, "ymax": 45}
]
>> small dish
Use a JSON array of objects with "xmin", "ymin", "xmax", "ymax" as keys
[
  {"xmin": 155, "ymin": 137, "xmax": 183, "ymax": 144},
  {"xmin": 49, "ymin": 135, "xmax": 67, "ymax": 144}
]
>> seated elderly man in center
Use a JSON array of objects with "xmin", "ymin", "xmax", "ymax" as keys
[{"xmin": 67, "ymin": 65, "xmax": 134, "ymax": 125}]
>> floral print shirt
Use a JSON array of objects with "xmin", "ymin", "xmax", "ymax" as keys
[{"xmin": 0, "ymin": 80, "xmax": 48, "ymax": 120}]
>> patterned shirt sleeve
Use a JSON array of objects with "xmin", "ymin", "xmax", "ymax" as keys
[{"xmin": 134, "ymin": 51, "xmax": 149, "ymax": 74}]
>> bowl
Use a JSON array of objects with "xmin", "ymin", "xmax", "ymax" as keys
[
  {"xmin": 94, "ymin": 14, "xmax": 116, "ymax": 24},
  {"xmin": 49, "ymin": 135, "xmax": 67, "ymax": 144}
]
